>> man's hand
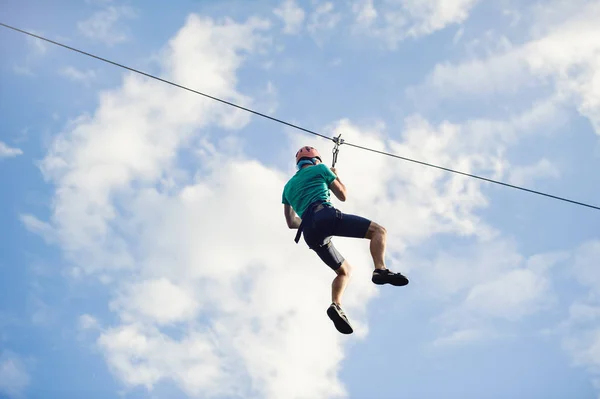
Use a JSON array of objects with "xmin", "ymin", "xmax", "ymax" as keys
[{"xmin": 330, "ymin": 167, "xmax": 338, "ymax": 176}]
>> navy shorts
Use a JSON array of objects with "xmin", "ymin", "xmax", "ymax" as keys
[{"xmin": 302, "ymin": 205, "xmax": 372, "ymax": 271}]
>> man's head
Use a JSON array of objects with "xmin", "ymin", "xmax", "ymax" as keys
[{"xmin": 295, "ymin": 146, "xmax": 322, "ymax": 169}]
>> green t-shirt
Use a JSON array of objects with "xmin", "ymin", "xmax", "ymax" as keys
[{"xmin": 282, "ymin": 164, "xmax": 338, "ymax": 218}]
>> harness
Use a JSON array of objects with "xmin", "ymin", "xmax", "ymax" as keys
[{"xmin": 294, "ymin": 201, "xmax": 330, "ymax": 244}]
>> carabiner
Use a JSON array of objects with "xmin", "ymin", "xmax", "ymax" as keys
[{"xmin": 331, "ymin": 134, "xmax": 344, "ymax": 167}]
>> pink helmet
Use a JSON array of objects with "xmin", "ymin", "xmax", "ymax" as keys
[{"xmin": 295, "ymin": 146, "xmax": 322, "ymax": 164}]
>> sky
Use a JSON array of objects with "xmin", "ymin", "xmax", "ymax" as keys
[{"xmin": 1, "ymin": 0, "xmax": 600, "ymax": 398}]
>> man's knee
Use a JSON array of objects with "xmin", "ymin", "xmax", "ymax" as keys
[
  {"xmin": 335, "ymin": 260, "xmax": 352, "ymax": 276},
  {"xmin": 366, "ymin": 222, "xmax": 386, "ymax": 239}
]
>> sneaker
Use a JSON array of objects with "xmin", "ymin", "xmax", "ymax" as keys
[
  {"xmin": 326, "ymin": 303, "xmax": 353, "ymax": 334},
  {"xmin": 372, "ymin": 268, "xmax": 409, "ymax": 286}
]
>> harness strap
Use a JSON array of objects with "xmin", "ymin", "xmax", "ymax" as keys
[
  {"xmin": 294, "ymin": 201, "xmax": 326, "ymax": 243},
  {"xmin": 294, "ymin": 223, "xmax": 303, "ymax": 243}
]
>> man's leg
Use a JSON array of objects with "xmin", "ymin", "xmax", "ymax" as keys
[
  {"xmin": 312, "ymin": 241, "xmax": 354, "ymax": 334},
  {"xmin": 364, "ymin": 222, "xmax": 409, "ymax": 286},
  {"xmin": 364, "ymin": 222, "xmax": 387, "ymax": 270},
  {"xmin": 329, "ymin": 211, "xmax": 385, "ymax": 270},
  {"xmin": 332, "ymin": 260, "xmax": 352, "ymax": 305},
  {"xmin": 329, "ymin": 212, "xmax": 409, "ymax": 286}
]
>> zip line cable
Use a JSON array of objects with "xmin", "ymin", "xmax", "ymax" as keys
[
  {"xmin": 0, "ymin": 22, "xmax": 331, "ymax": 141},
  {"xmin": 344, "ymin": 142, "xmax": 599, "ymax": 210},
  {"xmin": 2, "ymin": 22, "xmax": 599, "ymax": 212}
]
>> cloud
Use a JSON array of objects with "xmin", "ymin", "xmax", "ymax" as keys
[
  {"xmin": 10, "ymin": 28, "xmax": 53, "ymax": 77},
  {"xmin": 30, "ymin": 297, "xmax": 57, "ymax": 327},
  {"xmin": 77, "ymin": 6, "xmax": 137, "ymax": 46},
  {"xmin": 20, "ymin": 214, "xmax": 55, "ymax": 243},
  {"xmin": 0, "ymin": 351, "xmax": 30, "ymax": 398},
  {"xmin": 79, "ymin": 314, "xmax": 100, "ymax": 330},
  {"xmin": 273, "ymin": 0, "xmax": 305, "ymax": 34},
  {"xmin": 572, "ymin": 240, "xmax": 600, "ymax": 292},
  {"xmin": 39, "ymin": 14, "xmax": 270, "ymax": 276},
  {"xmin": 27, "ymin": 3, "xmax": 593, "ymax": 397},
  {"xmin": 307, "ymin": 2, "xmax": 342, "ymax": 37},
  {"xmin": 352, "ymin": 0, "xmax": 377, "ymax": 26},
  {"xmin": 423, "ymin": 240, "xmax": 565, "ymax": 347},
  {"xmin": 463, "ymin": 268, "xmax": 552, "ymax": 320},
  {"xmin": 351, "ymin": 0, "xmax": 480, "ymax": 48},
  {"xmin": 98, "ymin": 324, "xmax": 234, "ymax": 395},
  {"xmin": 25, "ymin": 31, "xmax": 49, "ymax": 56},
  {"xmin": 0, "ymin": 141, "xmax": 23, "ymax": 158},
  {"xmin": 31, "ymin": 13, "xmax": 368, "ymax": 398},
  {"xmin": 432, "ymin": 328, "xmax": 487, "ymax": 347},
  {"xmin": 411, "ymin": 0, "xmax": 600, "ymax": 135},
  {"xmin": 508, "ymin": 158, "xmax": 560, "ymax": 186},
  {"xmin": 109, "ymin": 278, "xmax": 200, "ymax": 325},
  {"xmin": 401, "ymin": 0, "xmax": 480, "ymax": 37},
  {"xmin": 552, "ymin": 241, "xmax": 600, "ymax": 389},
  {"xmin": 255, "ymin": 81, "xmax": 279, "ymax": 114},
  {"xmin": 59, "ymin": 66, "xmax": 97, "ymax": 86},
  {"xmin": 27, "ymin": 8, "xmax": 525, "ymax": 395}
]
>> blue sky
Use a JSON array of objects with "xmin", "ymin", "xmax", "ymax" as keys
[{"xmin": 1, "ymin": 0, "xmax": 600, "ymax": 398}]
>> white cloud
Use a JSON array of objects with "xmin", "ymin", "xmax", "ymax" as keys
[
  {"xmin": 0, "ymin": 141, "xmax": 23, "ymax": 158},
  {"xmin": 508, "ymin": 158, "xmax": 560, "ymax": 186},
  {"xmin": 0, "ymin": 351, "xmax": 30, "ymax": 398},
  {"xmin": 29, "ymin": 9, "xmax": 523, "ymax": 395},
  {"xmin": 463, "ymin": 268, "xmax": 552, "ymax": 321},
  {"xmin": 273, "ymin": 0, "xmax": 305, "ymax": 34},
  {"xmin": 20, "ymin": 214, "xmax": 55, "ymax": 243},
  {"xmin": 77, "ymin": 6, "xmax": 136, "ymax": 46},
  {"xmin": 411, "ymin": 0, "xmax": 600, "ymax": 135},
  {"xmin": 432, "ymin": 328, "xmax": 486, "ymax": 347},
  {"xmin": 60, "ymin": 66, "xmax": 97, "ymax": 86},
  {"xmin": 110, "ymin": 278, "xmax": 200, "ymax": 325},
  {"xmin": 416, "ymin": 237, "xmax": 568, "ymax": 347},
  {"xmin": 27, "ymin": 4, "xmax": 593, "ymax": 397},
  {"xmin": 255, "ymin": 81, "xmax": 279, "ymax": 114},
  {"xmin": 10, "ymin": 29, "xmax": 51, "ymax": 77},
  {"xmin": 33, "ymin": 13, "xmax": 369, "ymax": 398},
  {"xmin": 307, "ymin": 2, "xmax": 342, "ymax": 37},
  {"xmin": 453, "ymin": 26, "xmax": 464, "ymax": 44},
  {"xmin": 98, "ymin": 324, "xmax": 231, "ymax": 395},
  {"xmin": 414, "ymin": 48, "xmax": 527, "ymax": 99},
  {"xmin": 401, "ymin": 0, "xmax": 479, "ymax": 37},
  {"xmin": 554, "ymin": 241, "xmax": 600, "ymax": 388},
  {"xmin": 30, "ymin": 297, "xmax": 57, "ymax": 327},
  {"xmin": 413, "ymin": 240, "xmax": 519, "ymax": 302},
  {"xmin": 39, "ymin": 14, "xmax": 270, "ymax": 276},
  {"xmin": 572, "ymin": 240, "xmax": 600, "ymax": 291},
  {"xmin": 351, "ymin": 0, "xmax": 480, "ymax": 49},
  {"xmin": 79, "ymin": 314, "xmax": 100, "ymax": 330},
  {"xmin": 352, "ymin": 0, "xmax": 377, "ymax": 26},
  {"xmin": 25, "ymin": 31, "xmax": 48, "ymax": 56}
]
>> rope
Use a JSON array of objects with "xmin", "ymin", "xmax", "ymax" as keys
[{"xmin": 1, "ymin": 22, "xmax": 598, "ymax": 211}]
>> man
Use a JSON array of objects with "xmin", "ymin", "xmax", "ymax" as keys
[{"xmin": 282, "ymin": 145, "xmax": 409, "ymax": 335}]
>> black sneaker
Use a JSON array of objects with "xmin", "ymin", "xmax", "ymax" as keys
[
  {"xmin": 372, "ymin": 268, "xmax": 409, "ymax": 286},
  {"xmin": 326, "ymin": 303, "xmax": 353, "ymax": 334}
]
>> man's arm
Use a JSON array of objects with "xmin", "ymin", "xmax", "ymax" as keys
[
  {"xmin": 329, "ymin": 167, "xmax": 347, "ymax": 202},
  {"xmin": 284, "ymin": 204, "xmax": 302, "ymax": 229}
]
